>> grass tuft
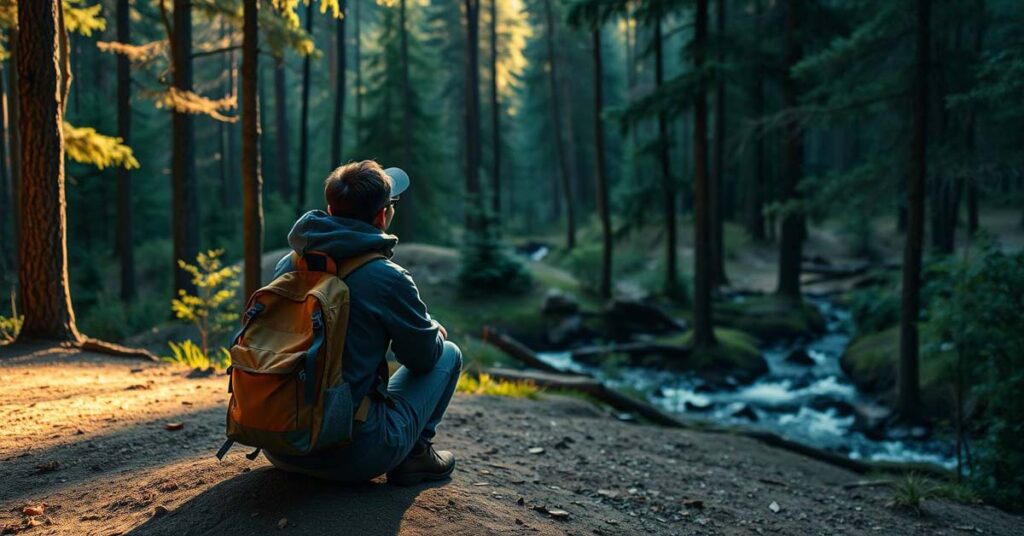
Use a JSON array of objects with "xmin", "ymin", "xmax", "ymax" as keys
[{"xmin": 162, "ymin": 340, "xmax": 230, "ymax": 370}]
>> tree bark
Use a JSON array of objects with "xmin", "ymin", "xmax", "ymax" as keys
[
  {"xmin": 776, "ymin": 0, "xmax": 804, "ymax": 301},
  {"xmin": 654, "ymin": 20, "xmax": 678, "ymax": 297},
  {"xmin": 464, "ymin": 0, "xmax": 482, "ymax": 228},
  {"xmin": 592, "ymin": 28, "xmax": 612, "ymax": 300},
  {"xmin": 711, "ymin": 0, "xmax": 729, "ymax": 287},
  {"xmin": 297, "ymin": 0, "xmax": 314, "ymax": 214},
  {"xmin": 16, "ymin": 0, "xmax": 82, "ymax": 343},
  {"xmin": 0, "ymin": 58, "xmax": 9, "ymax": 275},
  {"xmin": 692, "ymin": 0, "xmax": 716, "ymax": 348},
  {"xmin": 273, "ymin": 57, "xmax": 290, "ymax": 202},
  {"xmin": 354, "ymin": 0, "xmax": 363, "ymax": 144},
  {"xmin": 898, "ymin": 0, "xmax": 930, "ymax": 421},
  {"xmin": 242, "ymin": 0, "xmax": 263, "ymax": 299},
  {"xmin": 171, "ymin": 0, "xmax": 199, "ymax": 297},
  {"xmin": 542, "ymin": 0, "xmax": 574, "ymax": 249},
  {"xmin": 746, "ymin": 0, "xmax": 766, "ymax": 242},
  {"xmin": 489, "ymin": 0, "xmax": 501, "ymax": 220},
  {"xmin": 330, "ymin": 0, "xmax": 347, "ymax": 169},
  {"xmin": 8, "ymin": 27, "xmax": 20, "ymax": 266},
  {"xmin": 117, "ymin": 0, "xmax": 136, "ymax": 302},
  {"xmin": 400, "ymin": 0, "xmax": 412, "ymax": 170}
]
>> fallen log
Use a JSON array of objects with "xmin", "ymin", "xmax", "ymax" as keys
[
  {"xmin": 483, "ymin": 367, "xmax": 687, "ymax": 428},
  {"xmin": 481, "ymin": 327, "xmax": 563, "ymax": 374},
  {"xmin": 571, "ymin": 341, "xmax": 690, "ymax": 362}
]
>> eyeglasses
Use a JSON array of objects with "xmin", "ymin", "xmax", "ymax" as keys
[{"xmin": 388, "ymin": 197, "xmax": 400, "ymax": 208}]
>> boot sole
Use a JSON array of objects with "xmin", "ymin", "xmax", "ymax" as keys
[{"xmin": 387, "ymin": 460, "xmax": 456, "ymax": 487}]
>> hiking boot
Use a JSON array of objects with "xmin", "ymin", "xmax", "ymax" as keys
[{"xmin": 387, "ymin": 445, "xmax": 456, "ymax": 486}]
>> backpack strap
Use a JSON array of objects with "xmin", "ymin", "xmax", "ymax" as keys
[{"xmin": 337, "ymin": 251, "xmax": 387, "ymax": 279}]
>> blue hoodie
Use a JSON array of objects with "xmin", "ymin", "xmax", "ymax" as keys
[{"xmin": 273, "ymin": 210, "xmax": 444, "ymax": 407}]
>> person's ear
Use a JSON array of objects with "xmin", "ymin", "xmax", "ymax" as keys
[
  {"xmin": 326, "ymin": 205, "xmax": 334, "ymax": 216},
  {"xmin": 373, "ymin": 207, "xmax": 387, "ymax": 229}
]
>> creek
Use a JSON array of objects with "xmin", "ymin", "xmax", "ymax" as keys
[{"xmin": 537, "ymin": 295, "xmax": 957, "ymax": 469}]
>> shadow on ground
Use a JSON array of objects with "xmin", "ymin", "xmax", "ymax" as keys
[{"xmin": 126, "ymin": 466, "xmax": 449, "ymax": 536}]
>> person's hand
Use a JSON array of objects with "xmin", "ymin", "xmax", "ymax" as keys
[{"xmin": 436, "ymin": 321, "xmax": 448, "ymax": 341}]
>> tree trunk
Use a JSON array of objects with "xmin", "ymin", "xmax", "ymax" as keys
[
  {"xmin": 776, "ymin": 0, "xmax": 804, "ymax": 301},
  {"xmin": 592, "ymin": 28, "xmax": 612, "ymax": 300},
  {"xmin": 8, "ymin": 27, "xmax": 20, "ymax": 267},
  {"xmin": 354, "ymin": 0, "xmax": 363, "ymax": 144},
  {"xmin": 400, "ymin": 0, "xmax": 412, "ymax": 170},
  {"xmin": 711, "ymin": 0, "xmax": 729, "ymax": 287},
  {"xmin": 746, "ymin": 0, "xmax": 766, "ymax": 242},
  {"xmin": 654, "ymin": 20, "xmax": 678, "ymax": 297},
  {"xmin": 464, "ymin": 0, "xmax": 481, "ymax": 228},
  {"xmin": 489, "ymin": 0, "xmax": 500, "ymax": 220},
  {"xmin": 0, "ymin": 58, "xmax": 8, "ymax": 283},
  {"xmin": 116, "ymin": 0, "xmax": 136, "ymax": 302},
  {"xmin": 16, "ymin": 0, "xmax": 81, "ymax": 343},
  {"xmin": 898, "ymin": 0, "xmax": 930, "ymax": 421},
  {"xmin": 242, "ymin": 0, "xmax": 263, "ymax": 299},
  {"xmin": 273, "ymin": 58, "xmax": 290, "ymax": 203},
  {"xmin": 297, "ymin": 0, "xmax": 314, "ymax": 214},
  {"xmin": 542, "ymin": 0, "xmax": 574, "ymax": 249},
  {"xmin": 330, "ymin": 0, "xmax": 347, "ymax": 169},
  {"xmin": 171, "ymin": 0, "xmax": 199, "ymax": 297},
  {"xmin": 218, "ymin": 19, "xmax": 229, "ymax": 211},
  {"xmin": 692, "ymin": 0, "xmax": 716, "ymax": 349}
]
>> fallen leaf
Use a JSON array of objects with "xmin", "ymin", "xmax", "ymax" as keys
[
  {"xmin": 769, "ymin": 501, "xmax": 781, "ymax": 513},
  {"xmin": 528, "ymin": 447, "xmax": 545, "ymax": 455},
  {"xmin": 163, "ymin": 422, "xmax": 184, "ymax": 431},
  {"xmin": 21, "ymin": 505, "xmax": 44, "ymax": 516},
  {"xmin": 277, "ymin": 517, "xmax": 288, "ymax": 529}
]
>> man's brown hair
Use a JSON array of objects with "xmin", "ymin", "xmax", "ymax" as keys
[{"xmin": 324, "ymin": 160, "xmax": 392, "ymax": 223}]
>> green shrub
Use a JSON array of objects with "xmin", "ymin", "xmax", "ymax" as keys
[
  {"xmin": 163, "ymin": 340, "xmax": 230, "ymax": 370},
  {"xmin": 172, "ymin": 250, "xmax": 241, "ymax": 356},
  {"xmin": 0, "ymin": 291, "xmax": 22, "ymax": 344},
  {"xmin": 79, "ymin": 292, "xmax": 167, "ymax": 342},
  {"xmin": 458, "ymin": 213, "xmax": 532, "ymax": 295},
  {"xmin": 848, "ymin": 286, "xmax": 900, "ymax": 335},
  {"xmin": 925, "ymin": 238, "xmax": 1024, "ymax": 510}
]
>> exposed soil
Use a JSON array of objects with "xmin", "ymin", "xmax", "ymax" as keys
[{"xmin": 2, "ymin": 345, "xmax": 1022, "ymax": 536}]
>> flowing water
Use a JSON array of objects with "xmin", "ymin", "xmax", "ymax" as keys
[{"xmin": 537, "ymin": 296, "xmax": 957, "ymax": 469}]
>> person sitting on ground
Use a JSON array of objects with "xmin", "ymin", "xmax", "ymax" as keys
[{"xmin": 264, "ymin": 159, "xmax": 461, "ymax": 486}]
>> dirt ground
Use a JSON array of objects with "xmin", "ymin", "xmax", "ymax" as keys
[{"xmin": 2, "ymin": 345, "xmax": 1022, "ymax": 536}]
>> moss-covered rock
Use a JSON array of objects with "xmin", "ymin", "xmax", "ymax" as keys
[
  {"xmin": 714, "ymin": 295, "xmax": 826, "ymax": 341},
  {"xmin": 841, "ymin": 325, "xmax": 954, "ymax": 419},
  {"xmin": 664, "ymin": 327, "xmax": 768, "ymax": 382}
]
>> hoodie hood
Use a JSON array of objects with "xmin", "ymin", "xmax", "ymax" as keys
[{"xmin": 287, "ymin": 210, "xmax": 398, "ymax": 260}]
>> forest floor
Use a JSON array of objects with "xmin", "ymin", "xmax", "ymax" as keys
[{"xmin": 3, "ymin": 345, "xmax": 1023, "ymax": 536}]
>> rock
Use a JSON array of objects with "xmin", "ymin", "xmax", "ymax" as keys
[
  {"xmin": 528, "ymin": 447, "xmax": 545, "ymax": 455},
  {"xmin": 152, "ymin": 505, "xmax": 169, "ymax": 518},
  {"xmin": 547, "ymin": 509, "xmax": 570, "ymax": 520},
  {"xmin": 35, "ymin": 461, "xmax": 60, "ymax": 473},
  {"xmin": 605, "ymin": 299, "xmax": 686, "ymax": 335},
  {"xmin": 163, "ymin": 422, "xmax": 184, "ymax": 431},
  {"xmin": 682, "ymin": 499, "xmax": 704, "ymax": 510},
  {"xmin": 769, "ymin": 501, "xmax": 781, "ymax": 513},
  {"xmin": 542, "ymin": 289, "xmax": 579, "ymax": 316},
  {"xmin": 187, "ymin": 367, "xmax": 215, "ymax": 378},
  {"xmin": 852, "ymin": 402, "xmax": 892, "ymax": 439},
  {"xmin": 731, "ymin": 405, "xmax": 759, "ymax": 422},
  {"xmin": 785, "ymin": 349, "xmax": 816, "ymax": 366},
  {"xmin": 807, "ymin": 395, "xmax": 856, "ymax": 417},
  {"xmin": 21, "ymin": 505, "xmax": 44, "ymax": 517},
  {"xmin": 547, "ymin": 315, "xmax": 585, "ymax": 346},
  {"xmin": 684, "ymin": 400, "xmax": 714, "ymax": 413},
  {"xmin": 277, "ymin": 518, "xmax": 288, "ymax": 530}
]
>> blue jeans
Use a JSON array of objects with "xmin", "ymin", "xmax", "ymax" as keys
[{"xmin": 265, "ymin": 341, "xmax": 463, "ymax": 482}]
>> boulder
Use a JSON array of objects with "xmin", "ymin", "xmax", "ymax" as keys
[
  {"xmin": 731, "ymin": 404, "xmax": 759, "ymax": 421},
  {"xmin": 604, "ymin": 298, "xmax": 687, "ymax": 336},
  {"xmin": 785, "ymin": 349, "xmax": 816, "ymax": 366},
  {"xmin": 542, "ymin": 289, "xmax": 580, "ymax": 316},
  {"xmin": 806, "ymin": 395, "xmax": 855, "ymax": 417}
]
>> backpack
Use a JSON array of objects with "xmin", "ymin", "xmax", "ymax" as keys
[{"xmin": 216, "ymin": 250, "xmax": 390, "ymax": 461}]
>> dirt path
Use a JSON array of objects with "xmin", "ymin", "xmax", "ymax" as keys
[{"xmin": 1, "ymin": 346, "xmax": 1021, "ymax": 536}]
